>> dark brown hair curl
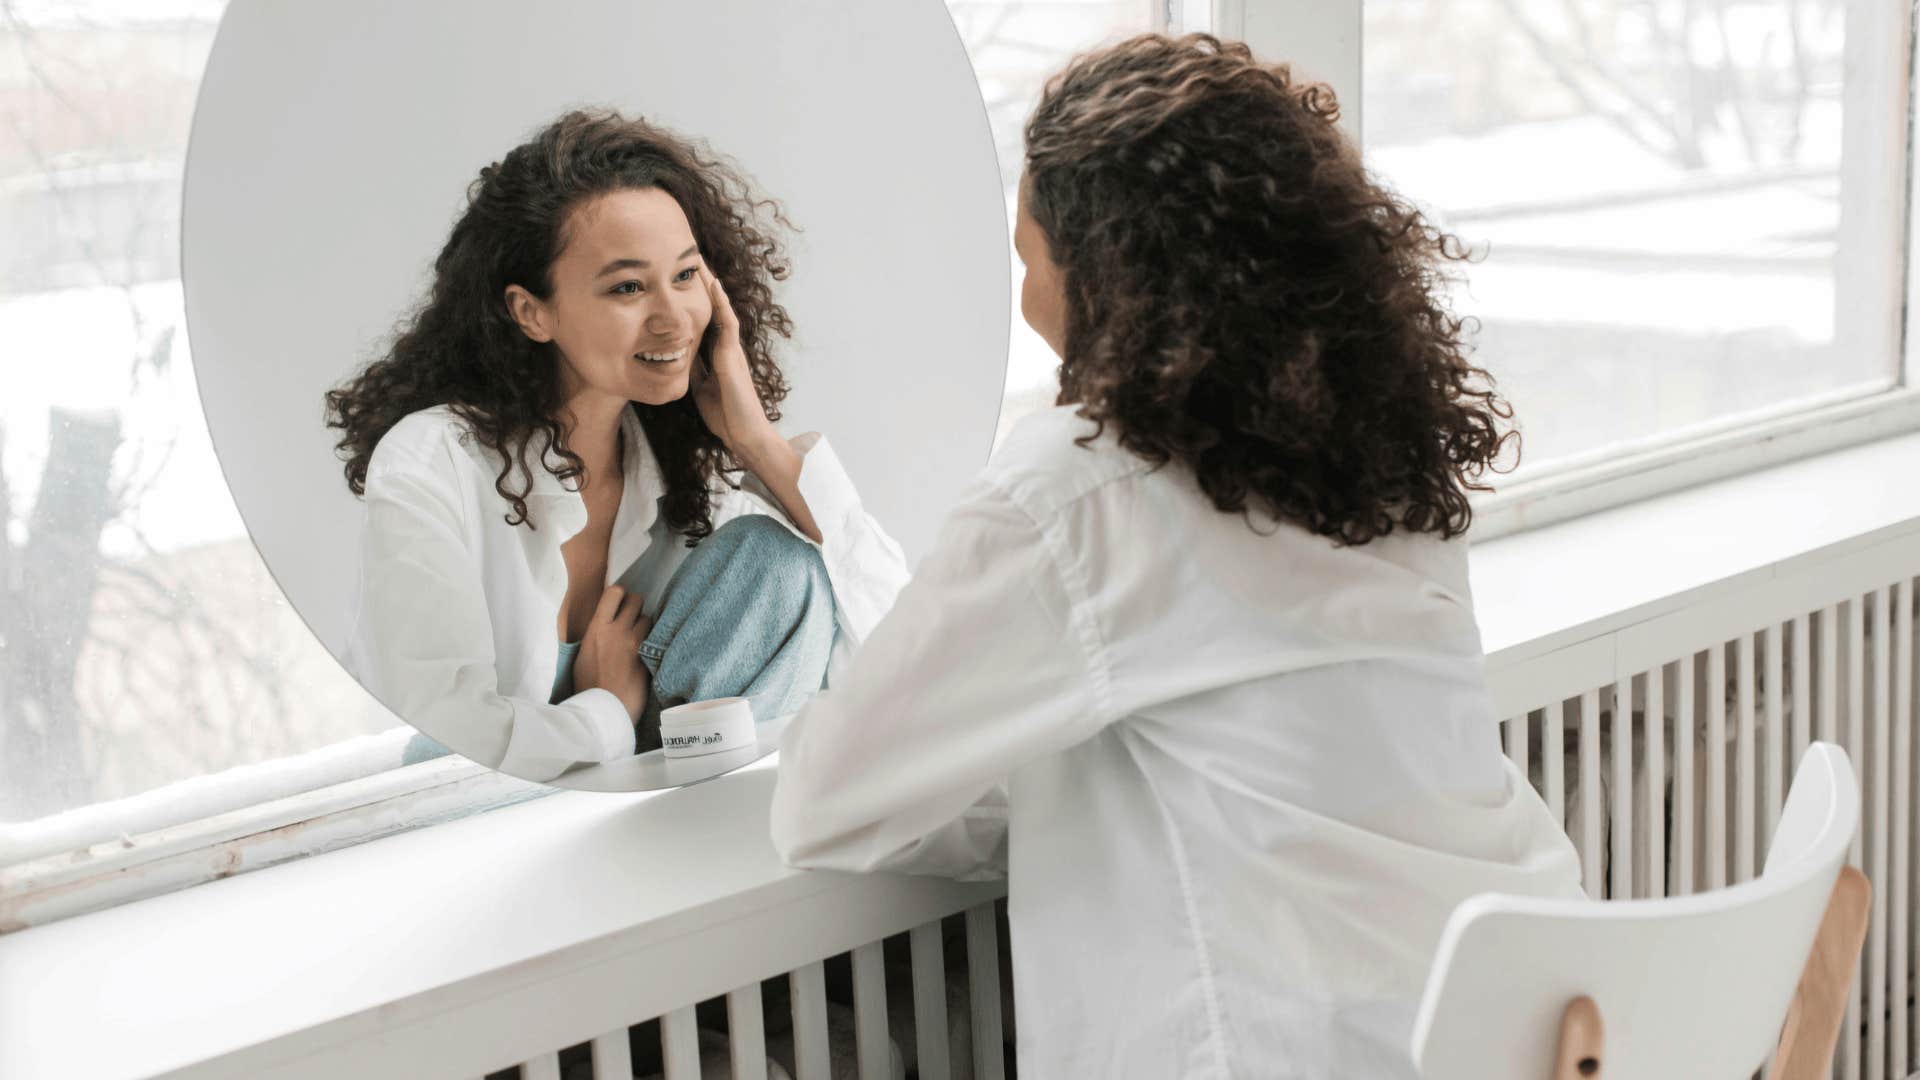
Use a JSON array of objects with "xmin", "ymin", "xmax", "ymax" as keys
[
  {"xmin": 324, "ymin": 109, "xmax": 793, "ymax": 541},
  {"xmin": 1023, "ymin": 33, "xmax": 1515, "ymax": 544}
]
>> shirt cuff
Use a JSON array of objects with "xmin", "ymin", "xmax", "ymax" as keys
[
  {"xmin": 497, "ymin": 687, "xmax": 636, "ymax": 781},
  {"xmin": 787, "ymin": 433, "xmax": 910, "ymax": 652},
  {"xmin": 787, "ymin": 432, "xmax": 858, "ymax": 540}
]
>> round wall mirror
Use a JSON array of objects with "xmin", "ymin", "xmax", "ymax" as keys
[{"xmin": 183, "ymin": 0, "xmax": 1009, "ymax": 790}]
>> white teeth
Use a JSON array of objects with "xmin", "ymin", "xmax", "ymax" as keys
[{"xmin": 636, "ymin": 347, "xmax": 686, "ymax": 364}]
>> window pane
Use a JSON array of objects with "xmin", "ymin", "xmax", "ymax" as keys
[
  {"xmin": 945, "ymin": 0, "xmax": 1163, "ymax": 445},
  {"xmin": 1363, "ymin": 0, "xmax": 1904, "ymax": 471},
  {"xmin": 0, "ymin": 2, "xmax": 395, "ymax": 826}
]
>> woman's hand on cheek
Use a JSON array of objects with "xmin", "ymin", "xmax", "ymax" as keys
[
  {"xmin": 693, "ymin": 261, "xmax": 781, "ymax": 464},
  {"xmin": 573, "ymin": 585, "xmax": 653, "ymax": 727}
]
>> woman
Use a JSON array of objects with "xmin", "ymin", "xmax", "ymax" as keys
[
  {"xmin": 327, "ymin": 109, "xmax": 908, "ymax": 783},
  {"xmin": 771, "ymin": 34, "xmax": 1583, "ymax": 1077}
]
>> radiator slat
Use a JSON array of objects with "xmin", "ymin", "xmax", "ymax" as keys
[
  {"xmin": 1610, "ymin": 677, "xmax": 1633, "ymax": 899},
  {"xmin": 1765, "ymin": 625, "xmax": 1785, "ymax": 859},
  {"xmin": 519, "ymin": 1053, "xmax": 562, "ymax": 1080},
  {"xmin": 1822, "ymin": 604, "xmax": 1840, "ymax": 746},
  {"xmin": 1736, "ymin": 634, "xmax": 1756, "ymax": 884},
  {"xmin": 1545, "ymin": 700, "xmax": 1566, "ymax": 829},
  {"xmin": 910, "ymin": 921, "xmax": 952, "ymax": 1080},
  {"xmin": 1821, "ymin": 600, "xmax": 1844, "ymax": 1075},
  {"xmin": 852, "ymin": 941, "xmax": 889, "ymax": 1079},
  {"xmin": 965, "ymin": 904, "xmax": 1006, "ymax": 1080},
  {"xmin": 1870, "ymin": 588, "xmax": 1891, "ymax": 1080},
  {"xmin": 1897, "ymin": 579, "xmax": 1914, "ymax": 1077},
  {"xmin": 1793, "ymin": 613, "xmax": 1812, "ymax": 771},
  {"xmin": 1676, "ymin": 655, "xmax": 1696, "ymax": 897},
  {"xmin": 1579, "ymin": 688, "xmax": 1602, "ymax": 897},
  {"xmin": 728, "ymin": 983, "xmax": 769, "ymax": 1080},
  {"xmin": 661, "ymin": 1005, "xmax": 701, "ymax": 1080},
  {"xmin": 1503, "ymin": 713, "xmax": 1524, "ymax": 775},
  {"xmin": 1847, "ymin": 597, "xmax": 1866, "ymax": 1080},
  {"xmin": 1645, "ymin": 664, "xmax": 1666, "ymax": 899},
  {"xmin": 790, "ymin": 961, "xmax": 832, "ymax": 1080},
  {"xmin": 1708, "ymin": 643, "xmax": 1728, "ymax": 891},
  {"xmin": 590, "ymin": 1030, "xmax": 633, "ymax": 1080}
]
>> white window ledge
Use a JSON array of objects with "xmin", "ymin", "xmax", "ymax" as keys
[
  {"xmin": 1471, "ymin": 427, "xmax": 1920, "ymax": 670},
  {"xmin": 5, "ymin": 429, "xmax": 1920, "ymax": 1080}
]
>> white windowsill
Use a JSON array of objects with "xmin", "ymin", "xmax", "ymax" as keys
[
  {"xmin": 6, "ymin": 428, "xmax": 1920, "ymax": 1080},
  {"xmin": 1470, "ymin": 427, "xmax": 1920, "ymax": 665}
]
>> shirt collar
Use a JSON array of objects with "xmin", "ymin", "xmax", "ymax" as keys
[{"xmin": 522, "ymin": 407, "xmax": 665, "ymax": 550}]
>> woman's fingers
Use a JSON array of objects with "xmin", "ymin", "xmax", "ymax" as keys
[
  {"xmin": 699, "ymin": 260, "xmax": 740, "ymax": 334},
  {"xmin": 594, "ymin": 584, "xmax": 628, "ymax": 624}
]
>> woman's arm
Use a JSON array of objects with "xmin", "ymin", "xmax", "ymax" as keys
[
  {"xmin": 349, "ymin": 434, "xmax": 636, "ymax": 781},
  {"xmin": 731, "ymin": 433, "xmax": 819, "ymax": 542},
  {"xmin": 769, "ymin": 478, "xmax": 1111, "ymax": 880},
  {"xmin": 719, "ymin": 431, "xmax": 910, "ymax": 653},
  {"xmin": 691, "ymin": 261, "xmax": 910, "ymax": 648}
]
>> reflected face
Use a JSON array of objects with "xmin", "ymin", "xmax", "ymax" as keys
[
  {"xmin": 507, "ymin": 186, "xmax": 713, "ymax": 408},
  {"xmin": 1014, "ymin": 177, "xmax": 1066, "ymax": 359}
]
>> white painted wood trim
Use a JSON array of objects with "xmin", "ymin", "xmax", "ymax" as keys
[
  {"xmin": 590, "ymin": 1029, "xmax": 633, "ymax": 1080},
  {"xmin": 789, "ymin": 962, "xmax": 831, "ymax": 1080},
  {"xmin": 1892, "ymin": 580, "xmax": 1913, "ymax": 1079},
  {"xmin": 0, "ymin": 726, "xmax": 419, "ymax": 866},
  {"xmin": 1735, "ymin": 635, "xmax": 1756, "ymax": 883},
  {"xmin": 0, "ymin": 757, "xmax": 544, "ymax": 932},
  {"xmin": 851, "ymin": 941, "xmax": 890, "ymax": 1079},
  {"xmin": 964, "ymin": 904, "xmax": 1006, "ymax": 1080},
  {"xmin": 909, "ymin": 922, "xmax": 951, "ymax": 1080},
  {"xmin": 1609, "ymin": 676, "xmax": 1632, "ymax": 898},
  {"xmin": 660, "ymin": 1005, "xmax": 701, "ymax": 1080},
  {"xmin": 727, "ymin": 983, "xmax": 769, "ymax": 1080},
  {"xmin": 1235, "ymin": 0, "xmax": 1360, "ymax": 138},
  {"xmin": 1578, "ymin": 688, "xmax": 1602, "ymax": 896}
]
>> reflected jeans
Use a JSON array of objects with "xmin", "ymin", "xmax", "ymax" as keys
[{"xmin": 401, "ymin": 514, "xmax": 836, "ymax": 767}]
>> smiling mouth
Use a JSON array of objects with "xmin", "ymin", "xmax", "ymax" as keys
[{"xmin": 635, "ymin": 344, "xmax": 690, "ymax": 365}]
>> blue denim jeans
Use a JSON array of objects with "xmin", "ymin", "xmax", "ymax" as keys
[{"xmin": 401, "ymin": 514, "xmax": 837, "ymax": 768}]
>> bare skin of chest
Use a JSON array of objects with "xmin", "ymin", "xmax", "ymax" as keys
[{"xmin": 557, "ymin": 475, "xmax": 625, "ymax": 643}]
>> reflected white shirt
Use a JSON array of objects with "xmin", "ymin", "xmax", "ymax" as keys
[
  {"xmin": 345, "ymin": 404, "xmax": 909, "ymax": 782},
  {"xmin": 771, "ymin": 405, "xmax": 1583, "ymax": 1078}
]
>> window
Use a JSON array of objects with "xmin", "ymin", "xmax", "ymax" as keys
[
  {"xmin": 0, "ymin": 0, "xmax": 405, "ymax": 823},
  {"xmin": 948, "ymin": 0, "xmax": 1177, "ymax": 445},
  {"xmin": 991, "ymin": 0, "xmax": 1917, "ymax": 529},
  {"xmin": 1359, "ymin": 0, "xmax": 1914, "ymax": 506}
]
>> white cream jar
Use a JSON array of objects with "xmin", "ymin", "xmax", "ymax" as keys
[{"xmin": 657, "ymin": 697, "xmax": 758, "ymax": 759}]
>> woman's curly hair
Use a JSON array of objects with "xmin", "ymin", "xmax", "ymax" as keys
[
  {"xmin": 325, "ymin": 109, "xmax": 793, "ymax": 542},
  {"xmin": 1023, "ymin": 33, "xmax": 1515, "ymax": 544}
]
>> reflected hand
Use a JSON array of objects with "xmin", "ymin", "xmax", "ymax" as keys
[
  {"xmin": 573, "ymin": 585, "xmax": 652, "ymax": 726},
  {"xmin": 693, "ymin": 260, "xmax": 777, "ymax": 458}
]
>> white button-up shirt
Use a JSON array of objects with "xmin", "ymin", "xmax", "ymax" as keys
[
  {"xmin": 345, "ymin": 404, "xmax": 909, "ymax": 781},
  {"xmin": 771, "ymin": 405, "xmax": 1583, "ymax": 1077}
]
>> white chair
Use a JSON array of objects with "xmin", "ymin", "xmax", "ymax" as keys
[{"xmin": 1411, "ymin": 741, "xmax": 1870, "ymax": 1080}]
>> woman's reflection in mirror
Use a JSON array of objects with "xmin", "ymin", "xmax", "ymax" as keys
[{"xmin": 324, "ymin": 110, "xmax": 909, "ymax": 782}]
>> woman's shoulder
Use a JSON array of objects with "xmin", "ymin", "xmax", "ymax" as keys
[
  {"xmin": 981, "ymin": 404, "xmax": 1154, "ymax": 520},
  {"xmin": 367, "ymin": 404, "xmax": 492, "ymax": 478}
]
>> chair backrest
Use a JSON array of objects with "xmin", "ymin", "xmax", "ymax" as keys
[{"xmin": 1410, "ymin": 742, "xmax": 1860, "ymax": 1080}]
